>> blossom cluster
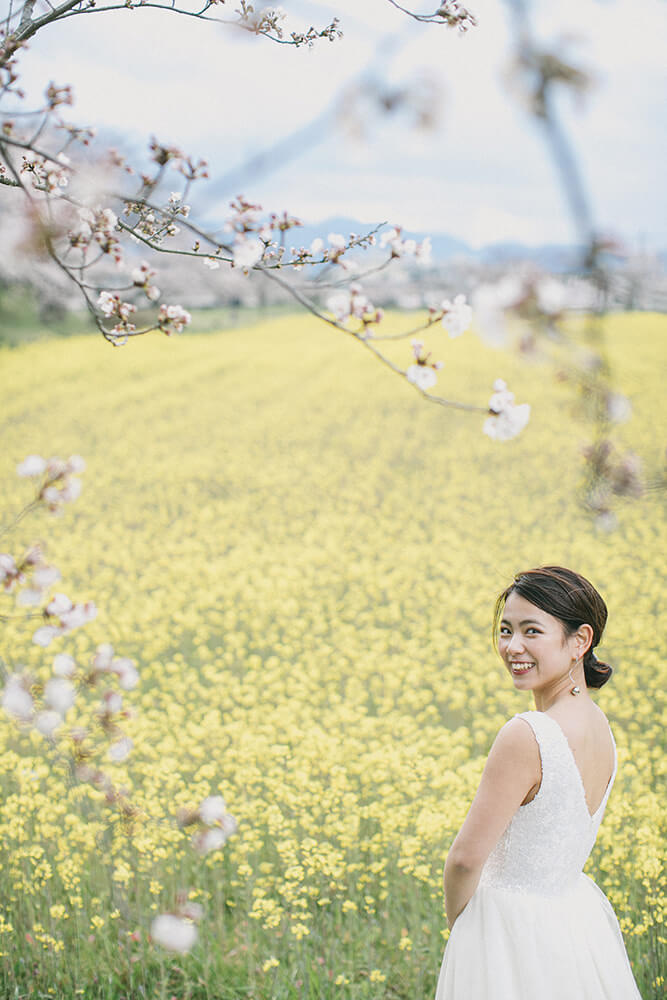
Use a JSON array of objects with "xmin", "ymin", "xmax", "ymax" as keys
[
  {"xmin": 380, "ymin": 226, "xmax": 432, "ymax": 265},
  {"xmin": 148, "ymin": 137, "xmax": 209, "ymax": 182},
  {"xmin": 0, "ymin": 544, "xmax": 59, "ymax": 600},
  {"xmin": 150, "ymin": 893, "xmax": 206, "ymax": 954},
  {"xmin": 178, "ymin": 794, "xmax": 239, "ymax": 855},
  {"xmin": 157, "ymin": 303, "xmax": 192, "ymax": 335},
  {"xmin": 32, "ymin": 593, "xmax": 98, "ymax": 647},
  {"xmin": 235, "ymin": 3, "xmax": 342, "ymax": 46},
  {"xmin": 326, "ymin": 284, "xmax": 383, "ymax": 327},
  {"xmin": 69, "ymin": 206, "xmax": 122, "ymax": 262},
  {"xmin": 20, "ymin": 150, "xmax": 70, "ymax": 193},
  {"xmin": 472, "ymin": 271, "xmax": 569, "ymax": 348},
  {"xmin": 132, "ymin": 261, "xmax": 160, "ymax": 302},
  {"xmin": 406, "ymin": 338, "xmax": 443, "ymax": 391},
  {"xmin": 483, "ymin": 378, "xmax": 532, "ymax": 441},
  {"xmin": 2, "ymin": 667, "xmax": 77, "ymax": 737},
  {"xmin": 17, "ymin": 453, "xmax": 85, "ymax": 511}
]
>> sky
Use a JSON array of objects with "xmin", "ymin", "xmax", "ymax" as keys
[{"xmin": 8, "ymin": 0, "xmax": 667, "ymax": 249}]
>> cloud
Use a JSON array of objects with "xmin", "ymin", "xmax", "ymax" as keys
[{"xmin": 14, "ymin": 0, "xmax": 667, "ymax": 248}]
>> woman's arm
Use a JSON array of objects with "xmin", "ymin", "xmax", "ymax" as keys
[{"xmin": 444, "ymin": 717, "xmax": 541, "ymax": 928}]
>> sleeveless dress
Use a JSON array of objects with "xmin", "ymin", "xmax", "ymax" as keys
[{"xmin": 435, "ymin": 710, "xmax": 643, "ymax": 999}]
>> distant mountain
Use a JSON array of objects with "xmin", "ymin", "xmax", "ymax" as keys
[
  {"xmin": 290, "ymin": 217, "xmax": 664, "ymax": 274},
  {"xmin": 292, "ymin": 215, "xmax": 472, "ymax": 260}
]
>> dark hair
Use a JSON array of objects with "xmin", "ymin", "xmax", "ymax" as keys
[{"xmin": 493, "ymin": 566, "xmax": 612, "ymax": 689}]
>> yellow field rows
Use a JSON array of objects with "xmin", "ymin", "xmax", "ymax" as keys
[{"xmin": 0, "ymin": 312, "xmax": 665, "ymax": 998}]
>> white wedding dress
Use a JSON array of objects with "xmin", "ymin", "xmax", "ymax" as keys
[{"xmin": 435, "ymin": 710, "xmax": 643, "ymax": 999}]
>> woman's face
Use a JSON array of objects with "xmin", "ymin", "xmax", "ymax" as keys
[{"xmin": 498, "ymin": 591, "xmax": 580, "ymax": 693}]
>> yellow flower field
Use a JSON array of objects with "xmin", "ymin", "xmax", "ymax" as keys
[{"xmin": 0, "ymin": 312, "xmax": 665, "ymax": 999}]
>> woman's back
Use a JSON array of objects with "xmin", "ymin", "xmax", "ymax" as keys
[
  {"xmin": 436, "ymin": 709, "xmax": 642, "ymax": 999},
  {"xmin": 546, "ymin": 702, "xmax": 616, "ymax": 816},
  {"xmin": 479, "ymin": 710, "xmax": 617, "ymax": 896}
]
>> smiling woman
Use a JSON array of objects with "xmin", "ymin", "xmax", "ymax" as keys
[
  {"xmin": 495, "ymin": 566, "xmax": 613, "ymax": 697},
  {"xmin": 435, "ymin": 566, "xmax": 642, "ymax": 1000}
]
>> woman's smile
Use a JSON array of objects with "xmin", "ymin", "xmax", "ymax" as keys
[{"xmin": 509, "ymin": 661, "xmax": 535, "ymax": 675}]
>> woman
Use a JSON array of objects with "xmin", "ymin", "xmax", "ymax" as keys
[{"xmin": 435, "ymin": 566, "xmax": 643, "ymax": 999}]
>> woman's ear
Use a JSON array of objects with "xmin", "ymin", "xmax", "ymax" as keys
[{"xmin": 574, "ymin": 623, "xmax": 594, "ymax": 656}]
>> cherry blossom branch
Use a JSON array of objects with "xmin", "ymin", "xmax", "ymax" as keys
[
  {"xmin": 1, "ymin": 455, "xmax": 239, "ymax": 953},
  {"xmin": 0, "ymin": 498, "xmax": 41, "ymax": 537},
  {"xmin": 500, "ymin": 0, "xmax": 646, "ymax": 520},
  {"xmin": 2, "ymin": 0, "xmax": 342, "ymax": 57},
  {"xmin": 385, "ymin": 1, "xmax": 477, "ymax": 30},
  {"xmin": 258, "ymin": 263, "xmax": 487, "ymax": 414},
  {"xmin": 2, "ymin": 1, "xmax": 524, "ymax": 431}
]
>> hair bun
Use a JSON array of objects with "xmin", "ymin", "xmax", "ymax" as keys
[{"xmin": 584, "ymin": 650, "xmax": 613, "ymax": 689}]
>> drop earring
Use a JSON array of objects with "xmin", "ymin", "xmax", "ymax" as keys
[{"xmin": 569, "ymin": 654, "xmax": 581, "ymax": 696}]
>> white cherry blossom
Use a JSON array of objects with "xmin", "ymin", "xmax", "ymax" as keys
[
  {"xmin": 114, "ymin": 657, "xmax": 140, "ymax": 690},
  {"xmin": 44, "ymin": 677, "xmax": 76, "ymax": 714},
  {"xmin": 536, "ymin": 277, "xmax": 567, "ymax": 315},
  {"xmin": 483, "ymin": 404, "xmax": 531, "ymax": 441},
  {"xmin": 53, "ymin": 653, "xmax": 76, "ymax": 676},
  {"xmin": 193, "ymin": 827, "xmax": 227, "ymax": 854},
  {"xmin": 97, "ymin": 291, "xmax": 117, "ymax": 317},
  {"xmin": 2, "ymin": 676, "xmax": 34, "ymax": 721},
  {"xmin": 35, "ymin": 710, "xmax": 63, "ymax": 736},
  {"xmin": 441, "ymin": 294, "xmax": 472, "ymax": 338},
  {"xmin": 157, "ymin": 304, "xmax": 192, "ymax": 334},
  {"xmin": 232, "ymin": 234, "xmax": 264, "ymax": 269},
  {"xmin": 109, "ymin": 737, "xmax": 133, "ymax": 762},
  {"xmin": 33, "ymin": 566, "xmax": 61, "ymax": 589},
  {"xmin": 102, "ymin": 690, "xmax": 123, "ymax": 714},
  {"xmin": 151, "ymin": 914, "xmax": 198, "ymax": 954},
  {"xmin": 17, "ymin": 588, "xmax": 43, "ymax": 607},
  {"xmin": 93, "ymin": 644, "xmax": 115, "ymax": 671},
  {"xmin": 406, "ymin": 364, "xmax": 438, "ymax": 391},
  {"xmin": 59, "ymin": 601, "xmax": 97, "ymax": 632},
  {"xmin": 33, "ymin": 625, "xmax": 61, "ymax": 647},
  {"xmin": 47, "ymin": 593, "xmax": 74, "ymax": 617},
  {"xmin": 198, "ymin": 795, "xmax": 227, "ymax": 825},
  {"xmin": 607, "ymin": 392, "xmax": 632, "ymax": 423},
  {"xmin": 17, "ymin": 455, "xmax": 47, "ymax": 477}
]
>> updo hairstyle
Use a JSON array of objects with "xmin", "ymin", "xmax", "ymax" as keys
[{"xmin": 493, "ymin": 566, "xmax": 613, "ymax": 689}]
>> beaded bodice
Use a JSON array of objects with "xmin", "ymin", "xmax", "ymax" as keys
[{"xmin": 479, "ymin": 710, "xmax": 617, "ymax": 896}]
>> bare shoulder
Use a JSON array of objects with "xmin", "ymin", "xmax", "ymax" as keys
[
  {"xmin": 485, "ymin": 716, "xmax": 541, "ymax": 772},
  {"xmin": 494, "ymin": 715, "xmax": 540, "ymax": 753}
]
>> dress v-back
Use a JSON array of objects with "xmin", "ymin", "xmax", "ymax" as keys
[{"xmin": 435, "ymin": 710, "xmax": 643, "ymax": 999}]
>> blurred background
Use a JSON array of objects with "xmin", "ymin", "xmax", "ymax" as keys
[{"xmin": 2, "ymin": 0, "xmax": 667, "ymax": 331}]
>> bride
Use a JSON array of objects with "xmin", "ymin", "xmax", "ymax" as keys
[{"xmin": 435, "ymin": 566, "xmax": 643, "ymax": 999}]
